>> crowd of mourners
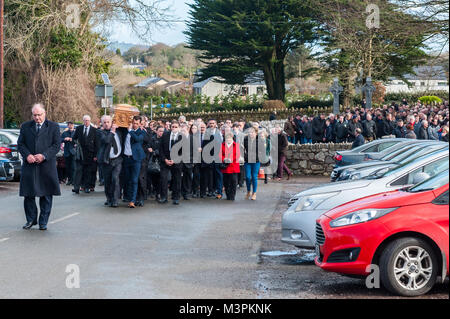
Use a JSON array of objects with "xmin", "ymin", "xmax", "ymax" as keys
[
  {"xmin": 56, "ymin": 98, "xmax": 449, "ymax": 209},
  {"xmin": 59, "ymin": 115, "xmax": 294, "ymax": 208},
  {"xmin": 282, "ymin": 98, "xmax": 450, "ymax": 149}
]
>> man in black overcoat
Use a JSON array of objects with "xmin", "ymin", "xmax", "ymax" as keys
[
  {"xmin": 17, "ymin": 104, "xmax": 61, "ymax": 230},
  {"xmin": 72, "ymin": 115, "xmax": 99, "ymax": 194}
]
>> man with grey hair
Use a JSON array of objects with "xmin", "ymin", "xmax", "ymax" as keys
[
  {"xmin": 72, "ymin": 114, "xmax": 99, "ymax": 194},
  {"xmin": 18, "ymin": 103, "xmax": 61, "ymax": 230},
  {"xmin": 97, "ymin": 115, "xmax": 123, "ymax": 207}
]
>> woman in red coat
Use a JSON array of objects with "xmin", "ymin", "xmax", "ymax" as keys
[{"xmin": 221, "ymin": 132, "xmax": 241, "ymax": 201}]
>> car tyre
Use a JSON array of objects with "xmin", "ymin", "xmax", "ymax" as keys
[{"xmin": 380, "ymin": 237, "xmax": 438, "ymax": 297}]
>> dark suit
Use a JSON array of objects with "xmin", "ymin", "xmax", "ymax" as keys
[
  {"xmin": 123, "ymin": 128, "xmax": 146, "ymax": 204},
  {"xmin": 352, "ymin": 134, "xmax": 365, "ymax": 149},
  {"xmin": 98, "ymin": 129, "xmax": 123, "ymax": 205},
  {"xmin": 136, "ymin": 129, "xmax": 152, "ymax": 204},
  {"xmin": 61, "ymin": 129, "xmax": 76, "ymax": 184},
  {"xmin": 159, "ymin": 131, "xmax": 183, "ymax": 201},
  {"xmin": 72, "ymin": 125, "xmax": 99, "ymax": 191},
  {"xmin": 17, "ymin": 120, "xmax": 61, "ymax": 227}
]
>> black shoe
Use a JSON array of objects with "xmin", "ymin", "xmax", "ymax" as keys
[
  {"xmin": 207, "ymin": 193, "xmax": 214, "ymax": 197},
  {"xmin": 72, "ymin": 189, "xmax": 79, "ymax": 194},
  {"xmin": 39, "ymin": 225, "xmax": 47, "ymax": 231},
  {"xmin": 158, "ymin": 198, "xmax": 168, "ymax": 204},
  {"xmin": 84, "ymin": 189, "xmax": 90, "ymax": 194},
  {"xmin": 104, "ymin": 201, "xmax": 111, "ymax": 206},
  {"xmin": 173, "ymin": 200, "xmax": 179, "ymax": 205},
  {"xmin": 183, "ymin": 195, "xmax": 190, "ymax": 200},
  {"xmin": 23, "ymin": 221, "xmax": 37, "ymax": 229},
  {"xmin": 136, "ymin": 201, "xmax": 144, "ymax": 207},
  {"xmin": 111, "ymin": 202, "xmax": 118, "ymax": 208}
]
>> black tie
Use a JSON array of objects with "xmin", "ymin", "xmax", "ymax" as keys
[
  {"xmin": 84, "ymin": 127, "xmax": 88, "ymax": 137},
  {"xmin": 112, "ymin": 133, "xmax": 119, "ymax": 155},
  {"xmin": 36, "ymin": 124, "xmax": 41, "ymax": 133}
]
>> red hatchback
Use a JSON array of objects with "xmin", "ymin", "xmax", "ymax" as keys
[{"xmin": 315, "ymin": 171, "xmax": 449, "ymax": 296}]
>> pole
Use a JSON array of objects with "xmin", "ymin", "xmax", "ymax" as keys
[
  {"xmin": 104, "ymin": 84, "xmax": 107, "ymax": 116},
  {"xmin": 0, "ymin": 0, "xmax": 4, "ymax": 129}
]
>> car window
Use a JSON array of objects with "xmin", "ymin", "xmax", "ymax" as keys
[
  {"xmin": 385, "ymin": 146, "xmax": 418, "ymax": 161},
  {"xmin": 362, "ymin": 144, "xmax": 379, "ymax": 153},
  {"xmin": 378, "ymin": 141, "xmax": 398, "ymax": 152},
  {"xmin": 432, "ymin": 190, "xmax": 449, "ymax": 205},
  {"xmin": 390, "ymin": 157, "xmax": 449, "ymax": 186},
  {"xmin": 0, "ymin": 134, "xmax": 11, "ymax": 144}
]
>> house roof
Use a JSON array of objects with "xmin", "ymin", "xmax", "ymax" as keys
[
  {"xmin": 134, "ymin": 77, "xmax": 168, "ymax": 88},
  {"xmin": 390, "ymin": 66, "xmax": 448, "ymax": 81}
]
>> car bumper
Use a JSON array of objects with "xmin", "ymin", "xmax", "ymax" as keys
[
  {"xmin": 0, "ymin": 163, "xmax": 15, "ymax": 181},
  {"xmin": 314, "ymin": 216, "xmax": 390, "ymax": 276},
  {"xmin": 282, "ymin": 209, "xmax": 327, "ymax": 249}
]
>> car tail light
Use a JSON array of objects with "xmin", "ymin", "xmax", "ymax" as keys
[
  {"xmin": 0, "ymin": 147, "xmax": 12, "ymax": 154},
  {"xmin": 334, "ymin": 154, "xmax": 343, "ymax": 161}
]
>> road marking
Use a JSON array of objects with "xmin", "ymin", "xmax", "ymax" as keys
[
  {"xmin": 49, "ymin": 213, "xmax": 80, "ymax": 224},
  {"xmin": 0, "ymin": 238, "xmax": 10, "ymax": 243}
]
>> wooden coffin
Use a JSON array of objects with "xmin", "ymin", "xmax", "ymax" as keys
[{"xmin": 112, "ymin": 104, "xmax": 140, "ymax": 128}]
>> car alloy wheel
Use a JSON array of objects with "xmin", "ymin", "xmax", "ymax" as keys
[
  {"xmin": 380, "ymin": 237, "xmax": 438, "ymax": 297},
  {"xmin": 393, "ymin": 246, "xmax": 433, "ymax": 291}
]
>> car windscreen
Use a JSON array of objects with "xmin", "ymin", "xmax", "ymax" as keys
[
  {"xmin": 398, "ymin": 145, "xmax": 449, "ymax": 165},
  {"xmin": 383, "ymin": 145, "xmax": 418, "ymax": 161},
  {"xmin": 408, "ymin": 170, "xmax": 449, "ymax": 192},
  {"xmin": 367, "ymin": 151, "xmax": 448, "ymax": 180}
]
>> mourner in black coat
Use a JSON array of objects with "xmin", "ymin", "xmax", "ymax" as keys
[
  {"xmin": 72, "ymin": 116, "xmax": 99, "ymax": 193},
  {"xmin": 159, "ymin": 123, "xmax": 183, "ymax": 205},
  {"xmin": 18, "ymin": 104, "xmax": 61, "ymax": 230}
]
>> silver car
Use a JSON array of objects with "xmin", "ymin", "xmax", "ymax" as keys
[
  {"xmin": 333, "ymin": 138, "xmax": 413, "ymax": 167},
  {"xmin": 336, "ymin": 142, "xmax": 448, "ymax": 181},
  {"xmin": 282, "ymin": 148, "xmax": 449, "ymax": 249}
]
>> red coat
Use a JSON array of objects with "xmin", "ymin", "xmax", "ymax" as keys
[{"xmin": 221, "ymin": 142, "xmax": 241, "ymax": 174}]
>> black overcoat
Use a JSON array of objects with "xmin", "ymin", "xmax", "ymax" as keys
[{"xmin": 17, "ymin": 120, "xmax": 61, "ymax": 197}]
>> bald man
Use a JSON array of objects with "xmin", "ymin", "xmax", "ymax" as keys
[{"xmin": 17, "ymin": 104, "xmax": 61, "ymax": 230}]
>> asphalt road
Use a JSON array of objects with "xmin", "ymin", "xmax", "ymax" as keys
[{"xmin": 0, "ymin": 178, "xmax": 447, "ymax": 299}]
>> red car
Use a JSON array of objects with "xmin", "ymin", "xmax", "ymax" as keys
[{"xmin": 315, "ymin": 171, "xmax": 449, "ymax": 296}]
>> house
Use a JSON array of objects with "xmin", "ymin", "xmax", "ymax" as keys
[
  {"xmin": 122, "ymin": 57, "xmax": 147, "ymax": 71},
  {"xmin": 193, "ymin": 71, "xmax": 269, "ymax": 98},
  {"xmin": 134, "ymin": 77, "xmax": 169, "ymax": 90},
  {"xmin": 162, "ymin": 81, "xmax": 189, "ymax": 94},
  {"xmin": 385, "ymin": 66, "xmax": 449, "ymax": 93}
]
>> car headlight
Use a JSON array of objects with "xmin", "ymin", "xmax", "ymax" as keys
[
  {"xmin": 341, "ymin": 169, "xmax": 354, "ymax": 178},
  {"xmin": 349, "ymin": 173, "xmax": 361, "ymax": 180},
  {"xmin": 294, "ymin": 192, "xmax": 340, "ymax": 212},
  {"xmin": 329, "ymin": 208, "xmax": 398, "ymax": 228}
]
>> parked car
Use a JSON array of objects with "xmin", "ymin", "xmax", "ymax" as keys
[
  {"xmin": 333, "ymin": 141, "xmax": 448, "ymax": 182},
  {"xmin": 0, "ymin": 130, "xmax": 22, "ymax": 181},
  {"xmin": 0, "ymin": 159, "xmax": 15, "ymax": 181},
  {"xmin": 334, "ymin": 138, "xmax": 414, "ymax": 167},
  {"xmin": 315, "ymin": 171, "xmax": 449, "ymax": 296},
  {"xmin": 282, "ymin": 148, "xmax": 449, "ymax": 249}
]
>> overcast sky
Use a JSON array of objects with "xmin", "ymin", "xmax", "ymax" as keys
[{"xmin": 107, "ymin": 0, "xmax": 194, "ymax": 46}]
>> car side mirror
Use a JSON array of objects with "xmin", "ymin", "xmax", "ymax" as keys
[{"xmin": 412, "ymin": 172, "xmax": 430, "ymax": 185}]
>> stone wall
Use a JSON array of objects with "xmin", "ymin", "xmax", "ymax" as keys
[{"xmin": 285, "ymin": 143, "xmax": 353, "ymax": 176}]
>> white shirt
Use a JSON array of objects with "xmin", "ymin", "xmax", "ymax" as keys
[
  {"xmin": 83, "ymin": 125, "xmax": 90, "ymax": 136},
  {"xmin": 110, "ymin": 132, "xmax": 122, "ymax": 159},
  {"xmin": 124, "ymin": 130, "xmax": 133, "ymax": 156},
  {"xmin": 169, "ymin": 132, "xmax": 179, "ymax": 151}
]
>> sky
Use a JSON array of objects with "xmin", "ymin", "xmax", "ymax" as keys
[{"xmin": 107, "ymin": 0, "xmax": 194, "ymax": 46}]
